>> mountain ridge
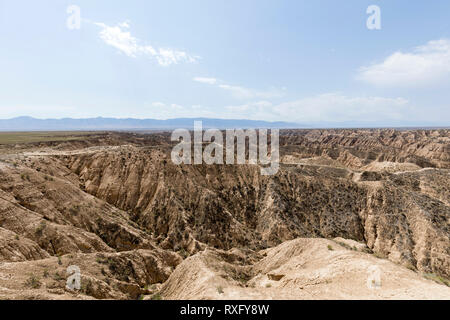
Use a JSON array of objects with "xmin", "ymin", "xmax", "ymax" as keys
[
  {"xmin": 1, "ymin": 116, "xmax": 448, "ymax": 131},
  {"xmin": 0, "ymin": 116, "xmax": 300, "ymax": 131}
]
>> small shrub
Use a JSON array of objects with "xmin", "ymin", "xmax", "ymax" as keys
[
  {"xmin": 361, "ymin": 247, "xmax": 373, "ymax": 254},
  {"xmin": 405, "ymin": 263, "xmax": 416, "ymax": 272},
  {"xmin": 336, "ymin": 241, "xmax": 352, "ymax": 250},
  {"xmin": 69, "ymin": 205, "xmax": 80, "ymax": 215},
  {"xmin": 327, "ymin": 245, "xmax": 334, "ymax": 251},
  {"xmin": 81, "ymin": 279, "xmax": 92, "ymax": 295},
  {"xmin": 35, "ymin": 221, "xmax": 46, "ymax": 236},
  {"xmin": 53, "ymin": 272, "xmax": 65, "ymax": 281},
  {"xmin": 178, "ymin": 248, "xmax": 189, "ymax": 259},
  {"xmin": 373, "ymin": 252, "xmax": 387, "ymax": 259},
  {"xmin": 96, "ymin": 257, "xmax": 106, "ymax": 264},
  {"xmin": 265, "ymin": 283, "xmax": 272, "ymax": 288},
  {"xmin": 24, "ymin": 275, "xmax": 41, "ymax": 289},
  {"xmin": 151, "ymin": 293, "xmax": 162, "ymax": 300},
  {"xmin": 217, "ymin": 286, "xmax": 224, "ymax": 294},
  {"xmin": 15, "ymin": 235, "xmax": 20, "ymax": 240}
]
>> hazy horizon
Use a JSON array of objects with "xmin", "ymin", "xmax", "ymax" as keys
[{"xmin": 0, "ymin": 116, "xmax": 448, "ymax": 131}]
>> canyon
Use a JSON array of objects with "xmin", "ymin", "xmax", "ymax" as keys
[{"xmin": 0, "ymin": 129, "xmax": 448, "ymax": 300}]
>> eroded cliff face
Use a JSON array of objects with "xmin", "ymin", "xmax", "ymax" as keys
[
  {"xmin": 60, "ymin": 130, "xmax": 449, "ymax": 278},
  {"xmin": 0, "ymin": 129, "xmax": 448, "ymax": 299}
]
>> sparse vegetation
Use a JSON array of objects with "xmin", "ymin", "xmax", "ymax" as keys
[
  {"xmin": 81, "ymin": 278, "xmax": 94, "ymax": 296},
  {"xmin": 35, "ymin": 221, "xmax": 47, "ymax": 236},
  {"xmin": 327, "ymin": 245, "xmax": 334, "ymax": 251},
  {"xmin": 178, "ymin": 248, "xmax": 189, "ymax": 259},
  {"xmin": 151, "ymin": 293, "xmax": 162, "ymax": 300},
  {"xmin": 53, "ymin": 272, "xmax": 65, "ymax": 281},
  {"xmin": 361, "ymin": 247, "xmax": 373, "ymax": 254},
  {"xmin": 24, "ymin": 275, "xmax": 41, "ymax": 289},
  {"xmin": 217, "ymin": 286, "xmax": 224, "ymax": 294},
  {"xmin": 423, "ymin": 273, "xmax": 450, "ymax": 287},
  {"xmin": 265, "ymin": 283, "xmax": 272, "ymax": 288},
  {"xmin": 96, "ymin": 256, "xmax": 106, "ymax": 264},
  {"xmin": 333, "ymin": 240, "xmax": 356, "ymax": 251},
  {"xmin": 373, "ymin": 252, "xmax": 387, "ymax": 259},
  {"xmin": 69, "ymin": 205, "xmax": 80, "ymax": 215},
  {"xmin": 405, "ymin": 263, "xmax": 416, "ymax": 272}
]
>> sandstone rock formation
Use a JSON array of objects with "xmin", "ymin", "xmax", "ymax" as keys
[{"xmin": 0, "ymin": 129, "xmax": 448, "ymax": 299}]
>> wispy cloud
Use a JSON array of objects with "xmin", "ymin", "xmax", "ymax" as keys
[
  {"xmin": 218, "ymin": 84, "xmax": 284, "ymax": 99},
  {"xmin": 146, "ymin": 93, "xmax": 412, "ymax": 123},
  {"xmin": 193, "ymin": 77, "xmax": 285, "ymax": 99},
  {"xmin": 94, "ymin": 21, "xmax": 199, "ymax": 66},
  {"xmin": 193, "ymin": 77, "xmax": 217, "ymax": 85},
  {"xmin": 357, "ymin": 39, "xmax": 450, "ymax": 87},
  {"xmin": 272, "ymin": 94, "xmax": 409, "ymax": 122}
]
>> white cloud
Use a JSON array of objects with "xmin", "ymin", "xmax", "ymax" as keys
[
  {"xmin": 144, "ymin": 94, "xmax": 411, "ymax": 123},
  {"xmin": 118, "ymin": 21, "xmax": 130, "ymax": 28},
  {"xmin": 217, "ymin": 84, "xmax": 284, "ymax": 99},
  {"xmin": 193, "ymin": 77, "xmax": 217, "ymax": 85},
  {"xmin": 193, "ymin": 77, "xmax": 285, "ymax": 99},
  {"xmin": 357, "ymin": 39, "xmax": 450, "ymax": 87},
  {"xmin": 94, "ymin": 21, "xmax": 199, "ymax": 66},
  {"xmin": 151, "ymin": 102, "xmax": 165, "ymax": 107},
  {"xmin": 217, "ymin": 84, "xmax": 255, "ymax": 99},
  {"xmin": 272, "ymin": 94, "xmax": 409, "ymax": 122},
  {"xmin": 170, "ymin": 103, "xmax": 184, "ymax": 110},
  {"xmin": 94, "ymin": 22, "xmax": 139, "ymax": 58}
]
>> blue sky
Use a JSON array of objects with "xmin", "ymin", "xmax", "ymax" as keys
[{"xmin": 0, "ymin": 0, "xmax": 449, "ymax": 124}]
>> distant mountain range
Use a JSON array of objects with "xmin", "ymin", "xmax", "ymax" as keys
[
  {"xmin": 0, "ymin": 117, "xmax": 301, "ymax": 131},
  {"xmin": 0, "ymin": 117, "xmax": 448, "ymax": 131}
]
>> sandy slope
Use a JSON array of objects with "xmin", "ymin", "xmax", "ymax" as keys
[{"xmin": 160, "ymin": 238, "xmax": 450, "ymax": 300}]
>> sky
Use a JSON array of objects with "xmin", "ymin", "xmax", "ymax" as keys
[{"xmin": 0, "ymin": 0, "xmax": 449, "ymax": 125}]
